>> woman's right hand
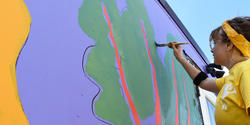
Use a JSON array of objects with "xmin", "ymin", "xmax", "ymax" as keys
[{"xmin": 168, "ymin": 41, "xmax": 185, "ymax": 62}]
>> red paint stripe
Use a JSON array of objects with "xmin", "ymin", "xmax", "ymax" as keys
[
  {"xmin": 182, "ymin": 72, "xmax": 190, "ymax": 125},
  {"xmin": 140, "ymin": 22, "xmax": 162, "ymax": 125},
  {"xmin": 102, "ymin": 5, "xmax": 141, "ymax": 125},
  {"xmin": 102, "ymin": 5, "xmax": 112, "ymax": 33},
  {"xmin": 171, "ymin": 56, "xmax": 179, "ymax": 125}
]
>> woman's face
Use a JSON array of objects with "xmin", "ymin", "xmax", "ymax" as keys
[{"xmin": 210, "ymin": 30, "xmax": 228, "ymax": 65}]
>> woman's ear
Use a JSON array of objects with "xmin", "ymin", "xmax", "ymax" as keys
[{"xmin": 226, "ymin": 42, "xmax": 234, "ymax": 51}]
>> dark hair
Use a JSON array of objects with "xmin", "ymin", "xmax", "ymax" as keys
[{"xmin": 209, "ymin": 16, "xmax": 250, "ymax": 43}]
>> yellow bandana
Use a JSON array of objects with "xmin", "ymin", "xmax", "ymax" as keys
[{"xmin": 222, "ymin": 21, "xmax": 250, "ymax": 57}]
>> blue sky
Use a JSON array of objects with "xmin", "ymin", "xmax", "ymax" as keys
[{"xmin": 166, "ymin": 0, "xmax": 250, "ymax": 62}]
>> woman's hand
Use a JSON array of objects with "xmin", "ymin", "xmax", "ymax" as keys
[{"xmin": 168, "ymin": 41, "xmax": 184, "ymax": 61}]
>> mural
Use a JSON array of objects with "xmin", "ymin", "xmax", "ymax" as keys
[{"xmin": 0, "ymin": 0, "xmax": 208, "ymax": 124}]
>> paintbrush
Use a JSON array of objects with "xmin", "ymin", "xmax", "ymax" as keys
[{"xmin": 155, "ymin": 41, "xmax": 189, "ymax": 47}]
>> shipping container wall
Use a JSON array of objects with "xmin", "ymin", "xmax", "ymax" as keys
[{"xmin": 1, "ymin": 0, "xmax": 207, "ymax": 125}]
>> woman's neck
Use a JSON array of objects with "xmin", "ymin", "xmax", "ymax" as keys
[
  {"xmin": 226, "ymin": 56, "xmax": 250, "ymax": 70},
  {"xmin": 225, "ymin": 47, "xmax": 250, "ymax": 70}
]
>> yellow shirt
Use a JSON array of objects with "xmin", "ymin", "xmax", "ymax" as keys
[{"xmin": 216, "ymin": 59, "xmax": 250, "ymax": 125}]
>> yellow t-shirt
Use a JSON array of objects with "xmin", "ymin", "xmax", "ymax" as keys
[{"xmin": 215, "ymin": 59, "xmax": 250, "ymax": 125}]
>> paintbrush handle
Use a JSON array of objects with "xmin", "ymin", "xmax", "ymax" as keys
[
  {"xmin": 172, "ymin": 42, "xmax": 189, "ymax": 46},
  {"xmin": 155, "ymin": 42, "xmax": 189, "ymax": 47}
]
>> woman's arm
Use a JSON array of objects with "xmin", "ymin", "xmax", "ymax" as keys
[{"xmin": 170, "ymin": 42, "xmax": 220, "ymax": 93}]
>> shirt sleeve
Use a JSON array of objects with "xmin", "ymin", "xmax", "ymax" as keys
[
  {"xmin": 216, "ymin": 77, "xmax": 226, "ymax": 90},
  {"xmin": 239, "ymin": 70, "xmax": 250, "ymax": 116}
]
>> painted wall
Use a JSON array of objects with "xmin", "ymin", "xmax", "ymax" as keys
[{"xmin": 1, "ymin": 0, "xmax": 206, "ymax": 124}]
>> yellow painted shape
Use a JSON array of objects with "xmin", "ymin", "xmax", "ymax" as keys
[{"xmin": 0, "ymin": 0, "xmax": 31, "ymax": 124}]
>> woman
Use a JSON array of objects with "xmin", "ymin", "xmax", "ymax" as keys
[{"xmin": 169, "ymin": 17, "xmax": 250, "ymax": 124}]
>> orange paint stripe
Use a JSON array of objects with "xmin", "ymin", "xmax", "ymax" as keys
[
  {"xmin": 140, "ymin": 22, "xmax": 162, "ymax": 125},
  {"xmin": 182, "ymin": 72, "xmax": 190, "ymax": 125},
  {"xmin": 102, "ymin": 5, "xmax": 112, "ymax": 33},
  {"xmin": 171, "ymin": 56, "xmax": 179, "ymax": 125},
  {"xmin": 102, "ymin": 5, "xmax": 141, "ymax": 125}
]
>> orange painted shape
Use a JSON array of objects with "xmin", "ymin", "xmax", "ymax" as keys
[
  {"xmin": 102, "ymin": 5, "xmax": 112, "ymax": 33},
  {"xmin": 171, "ymin": 56, "xmax": 179, "ymax": 125},
  {"xmin": 102, "ymin": 4, "xmax": 141, "ymax": 125},
  {"xmin": 0, "ymin": 0, "xmax": 31, "ymax": 124},
  {"xmin": 140, "ymin": 22, "xmax": 162, "ymax": 125},
  {"xmin": 183, "ymin": 72, "xmax": 191, "ymax": 125}
]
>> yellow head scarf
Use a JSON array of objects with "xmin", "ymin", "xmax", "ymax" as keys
[{"xmin": 222, "ymin": 21, "xmax": 250, "ymax": 57}]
